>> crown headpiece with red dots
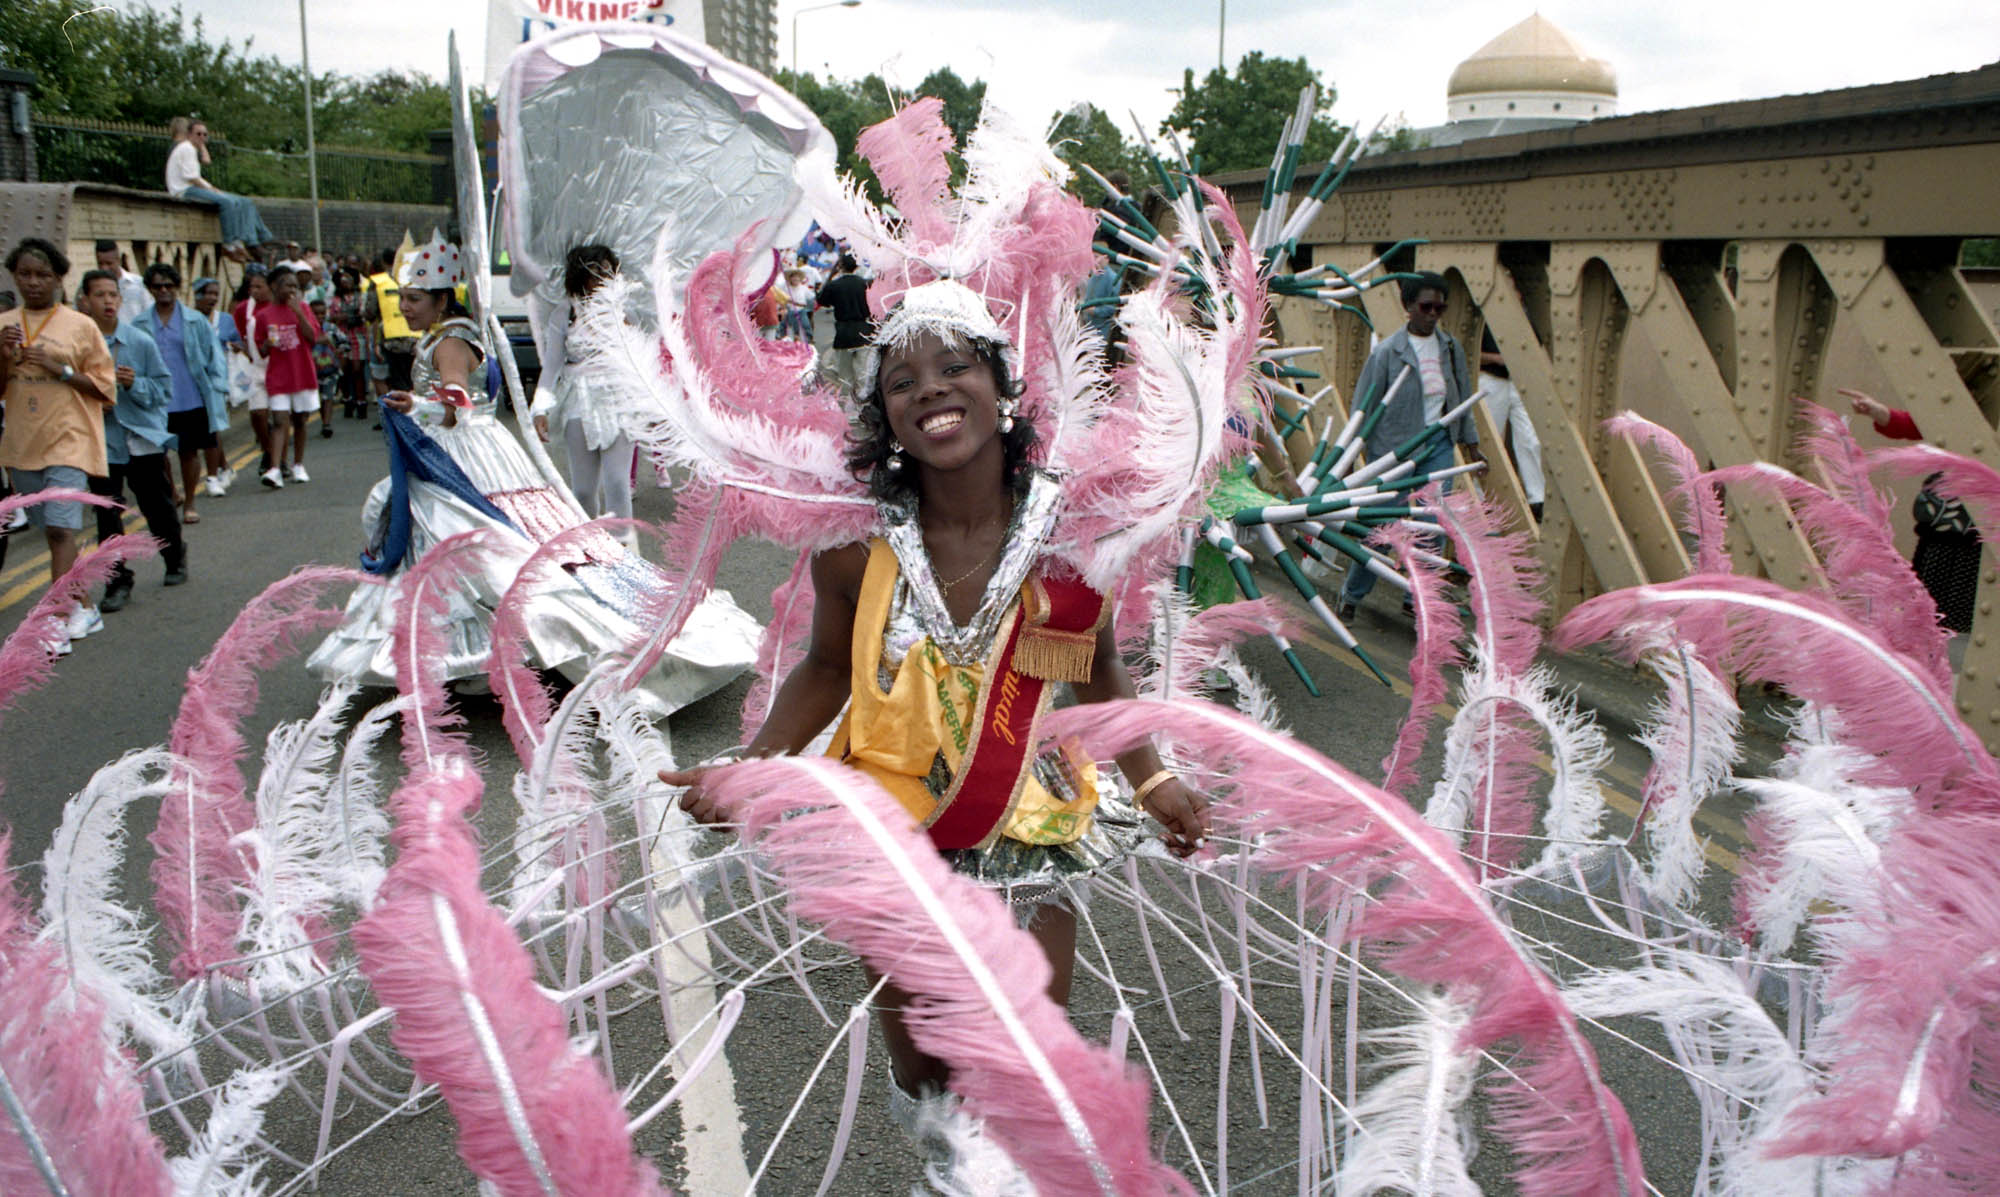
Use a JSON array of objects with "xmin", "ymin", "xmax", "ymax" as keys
[{"xmin": 398, "ymin": 229, "xmax": 465, "ymax": 291}]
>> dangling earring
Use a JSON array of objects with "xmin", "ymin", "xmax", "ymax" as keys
[
  {"xmin": 886, "ymin": 440, "xmax": 905, "ymax": 472},
  {"xmin": 997, "ymin": 399, "xmax": 1016, "ymax": 434}
]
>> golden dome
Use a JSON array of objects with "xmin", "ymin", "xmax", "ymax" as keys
[{"xmin": 1446, "ymin": 14, "xmax": 1617, "ymax": 99}]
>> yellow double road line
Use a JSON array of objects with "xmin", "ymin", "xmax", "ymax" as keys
[
  {"xmin": 0, "ymin": 439, "xmax": 263, "ymax": 613},
  {"xmin": 1292, "ymin": 624, "xmax": 1749, "ymax": 875}
]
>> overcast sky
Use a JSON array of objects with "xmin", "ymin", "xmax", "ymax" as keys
[{"xmin": 179, "ymin": 0, "xmax": 1995, "ymax": 138}]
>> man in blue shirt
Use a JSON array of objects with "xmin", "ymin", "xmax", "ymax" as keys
[
  {"xmin": 137, "ymin": 261, "xmax": 231, "ymax": 522},
  {"xmin": 79, "ymin": 270, "xmax": 184, "ymax": 610}
]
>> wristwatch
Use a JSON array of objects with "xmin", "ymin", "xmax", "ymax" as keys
[{"xmin": 59, "ymin": 364, "xmax": 75, "ymax": 383}]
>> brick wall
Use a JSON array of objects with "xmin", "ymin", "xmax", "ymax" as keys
[{"xmin": 253, "ymin": 197, "xmax": 453, "ymax": 257}]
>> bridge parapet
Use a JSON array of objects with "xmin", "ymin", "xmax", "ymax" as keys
[{"xmin": 1228, "ymin": 64, "xmax": 2000, "ymax": 749}]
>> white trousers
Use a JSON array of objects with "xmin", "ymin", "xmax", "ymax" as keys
[
  {"xmin": 563, "ymin": 419, "xmax": 636, "ymax": 522},
  {"xmin": 1479, "ymin": 375, "xmax": 1544, "ymax": 504}
]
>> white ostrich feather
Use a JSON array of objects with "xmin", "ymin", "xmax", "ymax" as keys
[
  {"xmin": 1069, "ymin": 263, "xmax": 1248, "ymax": 592},
  {"xmin": 1562, "ymin": 946, "xmax": 1889, "ymax": 1195},
  {"xmin": 1631, "ymin": 638, "xmax": 1743, "ymax": 910},
  {"xmin": 1333, "ymin": 992, "xmax": 1482, "ymax": 1197},
  {"xmin": 324, "ymin": 696, "xmax": 398, "ymax": 912},
  {"xmin": 237, "ymin": 682, "xmax": 361, "ymax": 989},
  {"xmin": 36, "ymin": 746, "xmax": 192, "ymax": 1059},
  {"xmin": 1424, "ymin": 663, "xmax": 1612, "ymax": 870},
  {"xmin": 168, "ymin": 1065, "xmax": 289, "ymax": 1197},
  {"xmin": 1028, "ymin": 290, "xmax": 1111, "ymax": 476},
  {"xmin": 1734, "ymin": 705, "xmax": 1906, "ymax": 956},
  {"xmin": 796, "ymin": 157, "xmax": 912, "ymax": 280},
  {"xmin": 506, "ymin": 662, "xmax": 610, "ymax": 917}
]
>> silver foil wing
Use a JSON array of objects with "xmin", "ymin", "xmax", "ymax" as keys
[{"xmin": 494, "ymin": 23, "xmax": 835, "ymax": 323}]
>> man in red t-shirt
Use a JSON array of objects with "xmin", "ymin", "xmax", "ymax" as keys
[{"xmin": 255, "ymin": 265, "xmax": 321, "ymax": 488}]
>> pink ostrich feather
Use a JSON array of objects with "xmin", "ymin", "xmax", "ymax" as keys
[
  {"xmin": 0, "ymin": 831, "xmax": 173, "ymax": 1197},
  {"xmin": 741, "ymin": 549, "xmax": 816, "ymax": 740},
  {"xmin": 353, "ymin": 537, "xmax": 666, "ymax": 1196},
  {"xmin": 0, "ymin": 528, "xmax": 156, "ymax": 721},
  {"xmin": 1374, "ymin": 506, "xmax": 1465, "ymax": 798},
  {"xmin": 856, "ymin": 96, "xmax": 958, "ymax": 250},
  {"xmin": 1555, "ymin": 575, "xmax": 1999, "ymax": 814},
  {"xmin": 1045, "ymin": 699, "xmax": 1647, "ymax": 1197},
  {"xmin": 1603, "ymin": 413, "xmax": 1730, "ymax": 575},
  {"xmin": 1706, "ymin": 459, "xmax": 1951, "ymax": 688},
  {"xmin": 1764, "ymin": 809, "xmax": 2000, "ymax": 1174},
  {"xmin": 700, "ymin": 755, "xmax": 1188, "ymax": 1196},
  {"xmin": 1431, "ymin": 491, "xmax": 1549, "ymax": 874},
  {"xmin": 149, "ymin": 566, "xmax": 356, "ymax": 980},
  {"xmin": 680, "ymin": 235, "xmax": 847, "ymax": 438},
  {"xmin": 1873, "ymin": 441, "xmax": 2000, "ymax": 532},
  {"xmin": 1156, "ymin": 594, "xmax": 1294, "ymax": 699}
]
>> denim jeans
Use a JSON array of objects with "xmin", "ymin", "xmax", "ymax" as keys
[{"xmin": 179, "ymin": 186, "xmax": 276, "ymax": 247}]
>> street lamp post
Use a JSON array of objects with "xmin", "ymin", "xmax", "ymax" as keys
[
  {"xmin": 298, "ymin": 0, "xmax": 322, "ymax": 252},
  {"xmin": 792, "ymin": 0, "xmax": 861, "ymax": 79}
]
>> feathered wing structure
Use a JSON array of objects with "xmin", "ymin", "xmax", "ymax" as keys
[
  {"xmin": 1557, "ymin": 946, "xmax": 1891, "ymax": 1195},
  {"xmin": 36, "ymin": 747, "xmax": 191, "ymax": 1060},
  {"xmin": 1047, "ymin": 699, "xmax": 1646, "ymax": 1197},
  {"xmin": 1764, "ymin": 808, "xmax": 2000, "ymax": 1175},
  {"xmin": 0, "ymin": 526, "xmax": 155, "ymax": 719},
  {"xmin": 1554, "ymin": 575, "xmax": 1999, "ymax": 814},
  {"xmin": 149, "ymin": 567, "xmax": 356, "ymax": 981},
  {"xmin": 1707, "ymin": 459, "xmax": 1950, "ymax": 686},
  {"xmin": 0, "ymin": 831, "xmax": 175, "ymax": 1197},
  {"xmin": 1627, "ymin": 633, "xmax": 1743, "ymax": 910},
  {"xmin": 696, "ymin": 756, "xmax": 1189, "ymax": 1197},
  {"xmin": 350, "ymin": 538, "xmax": 666, "ymax": 1197},
  {"xmin": 1374, "ymin": 512, "xmax": 1464, "ymax": 798},
  {"xmin": 1059, "ymin": 183, "xmax": 1264, "ymax": 592},
  {"xmin": 1332, "ymin": 993, "xmax": 1481, "ymax": 1197},
  {"xmin": 1602, "ymin": 413, "xmax": 1730, "ymax": 575}
]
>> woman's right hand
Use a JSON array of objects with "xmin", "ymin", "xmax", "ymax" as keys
[
  {"xmin": 533, "ymin": 414, "xmax": 550, "ymax": 442},
  {"xmin": 380, "ymin": 391, "xmax": 416, "ymax": 413},
  {"xmin": 1839, "ymin": 387, "xmax": 1891, "ymax": 424},
  {"xmin": 660, "ymin": 767, "xmax": 731, "ymax": 825}
]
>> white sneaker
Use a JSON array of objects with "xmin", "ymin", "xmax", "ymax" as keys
[
  {"xmin": 261, "ymin": 468, "xmax": 284, "ymax": 489},
  {"xmin": 47, "ymin": 632, "xmax": 72, "ymax": 657},
  {"xmin": 65, "ymin": 604, "xmax": 104, "ymax": 641},
  {"xmin": 287, "ymin": 464, "xmax": 310, "ymax": 484},
  {"xmin": 218, "ymin": 466, "xmax": 237, "ymax": 491},
  {"xmin": 203, "ymin": 475, "xmax": 226, "ymax": 497}
]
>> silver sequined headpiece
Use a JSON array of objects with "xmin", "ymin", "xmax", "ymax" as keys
[{"xmin": 855, "ymin": 279, "xmax": 1019, "ymax": 401}]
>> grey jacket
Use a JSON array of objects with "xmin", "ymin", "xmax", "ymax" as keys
[{"xmin": 1355, "ymin": 326, "xmax": 1478, "ymax": 460}]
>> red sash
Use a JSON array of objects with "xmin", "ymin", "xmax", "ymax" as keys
[{"xmin": 924, "ymin": 571, "xmax": 1107, "ymax": 850}]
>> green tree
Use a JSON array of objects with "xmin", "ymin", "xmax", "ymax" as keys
[
  {"xmin": 1163, "ymin": 52, "xmax": 1346, "ymax": 175},
  {"xmin": 913, "ymin": 67, "xmax": 985, "ymax": 146},
  {"xmin": 1049, "ymin": 103, "xmax": 1143, "ymax": 200}
]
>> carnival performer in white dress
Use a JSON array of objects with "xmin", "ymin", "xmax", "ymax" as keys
[
  {"xmin": 307, "ymin": 232, "xmax": 758, "ymax": 710},
  {"xmin": 531, "ymin": 244, "xmax": 639, "ymax": 526}
]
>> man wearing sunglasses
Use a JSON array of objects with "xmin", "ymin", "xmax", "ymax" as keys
[{"xmin": 1336, "ymin": 271, "xmax": 1483, "ymax": 621}]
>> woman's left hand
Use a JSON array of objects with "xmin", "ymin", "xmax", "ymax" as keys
[
  {"xmin": 1141, "ymin": 777, "xmax": 1208, "ymax": 858},
  {"xmin": 379, "ymin": 390, "xmax": 415, "ymax": 413}
]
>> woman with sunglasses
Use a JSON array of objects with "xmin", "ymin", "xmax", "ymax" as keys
[{"xmin": 1334, "ymin": 271, "xmax": 1484, "ymax": 620}]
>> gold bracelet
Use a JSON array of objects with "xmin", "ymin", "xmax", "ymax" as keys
[{"xmin": 1131, "ymin": 769, "xmax": 1177, "ymax": 809}]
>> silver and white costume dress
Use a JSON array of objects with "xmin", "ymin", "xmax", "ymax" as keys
[{"xmin": 307, "ymin": 317, "xmax": 759, "ymax": 711}]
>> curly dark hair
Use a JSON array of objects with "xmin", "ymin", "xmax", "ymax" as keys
[{"xmin": 844, "ymin": 336, "xmax": 1038, "ymax": 504}]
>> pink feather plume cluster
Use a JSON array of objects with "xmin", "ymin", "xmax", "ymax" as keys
[
  {"xmin": 149, "ymin": 566, "xmax": 355, "ymax": 980},
  {"xmin": 1047, "ymin": 699, "xmax": 1647, "ymax": 1196},
  {"xmin": 1372, "ymin": 501, "xmax": 1464, "ymax": 798},
  {"xmin": 352, "ymin": 540, "xmax": 667, "ymax": 1196},
  {"xmin": 701, "ymin": 755, "xmax": 1191, "ymax": 1196},
  {"xmin": 0, "ymin": 831, "xmax": 174, "ymax": 1197}
]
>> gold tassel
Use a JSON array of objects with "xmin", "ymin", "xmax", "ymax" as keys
[{"xmin": 1014, "ymin": 627, "xmax": 1097, "ymax": 683}]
